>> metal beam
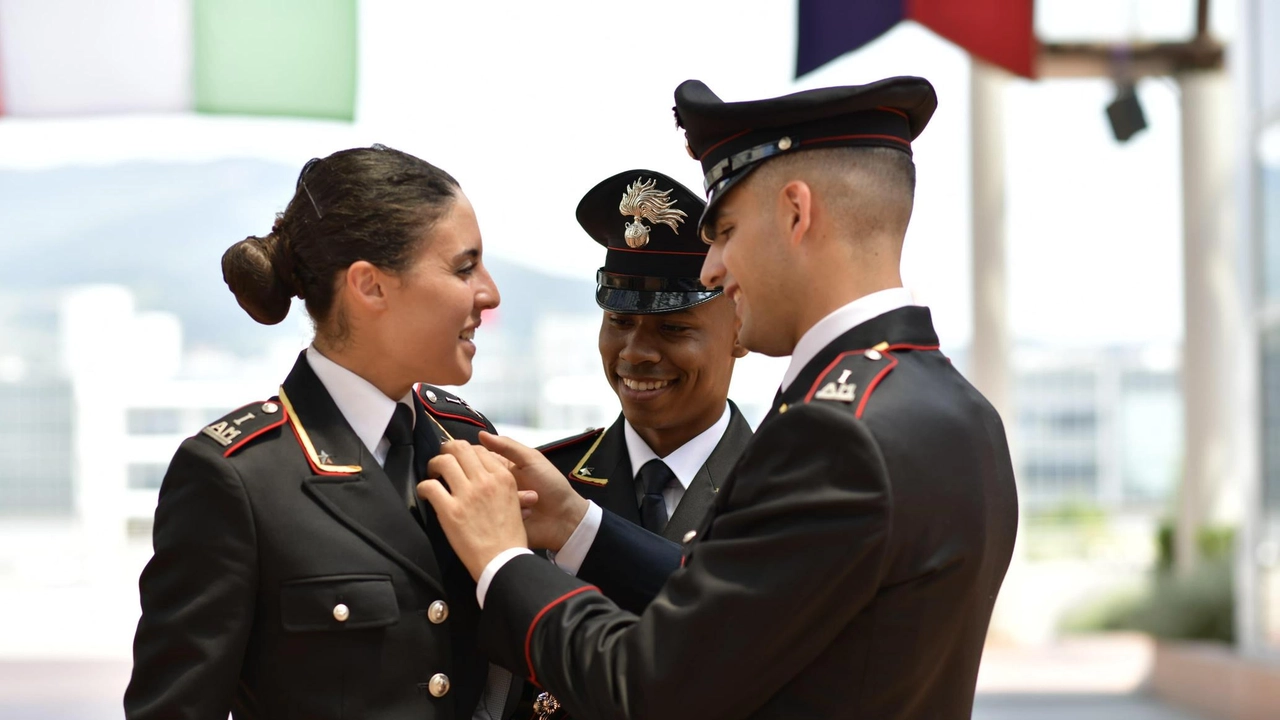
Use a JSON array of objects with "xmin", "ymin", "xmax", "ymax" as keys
[{"xmin": 1038, "ymin": 40, "xmax": 1224, "ymax": 79}]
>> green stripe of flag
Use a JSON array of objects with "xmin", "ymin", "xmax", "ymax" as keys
[{"xmin": 194, "ymin": 0, "xmax": 358, "ymax": 121}]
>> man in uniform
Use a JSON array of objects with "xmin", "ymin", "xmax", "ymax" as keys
[
  {"xmin": 535, "ymin": 170, "xmax": 752, "ymax": 613},
  {"xmin": 420, "ymin": 77, "xmax": 1020, "ymax": 720}
]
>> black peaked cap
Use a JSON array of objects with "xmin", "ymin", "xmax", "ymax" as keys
[
  {"xmin": 576, "ymin": 169, "xmax": 718, "ymax": 314},
  {"xmin": 674, "ymin": 76, "xmax": 937, "ymax": 230}
]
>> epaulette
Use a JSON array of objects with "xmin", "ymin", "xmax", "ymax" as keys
[
  {"xmin": 198, "ymin": 398, "xmax": 288, "ymax": 457},
  {"xmin": 536, "ymin": 427, "xmax": 603, "ymax": 454},
  {"xmin": 795, "ymin": 342, "xmax": 937, "ymax": 419},
  {"xmin": 415, "ymin": 384, "xmax": 490, "ymax": 429}
]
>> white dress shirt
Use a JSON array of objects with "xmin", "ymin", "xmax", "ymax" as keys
[
  {"xmin": 779, "ymin": 287, "xmax": 918, "ymax": 392},
  {"xmin": 306, "ymin": 346, "xmax": 511, "ymax": 720},
  {"xmin": 624, "ymin": 402, "xmax": 731, "ymax": 517},
  {"xmin": 476, "ymin": 404, "xmax": 733, "ymax": 609},
  {"xmin": 305, "ymin": 346, "xmax": 414, "ymax": 465}
]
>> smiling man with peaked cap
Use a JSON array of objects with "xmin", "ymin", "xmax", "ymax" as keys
[
  {"xmin": 417, "ymin": 76, "xmax": 1020, "ymax": 720},
  {"xmin": 534, "ymin": 170, "xmax": 751, "ymax": 605}
]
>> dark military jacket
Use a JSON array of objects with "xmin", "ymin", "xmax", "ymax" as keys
[
  {"xmin": 478, "ymin": 306, "xmax": 1020, "ymax": 719},
  {"xmin": 540, "ymin": 402, "xmax": 752, "ymax": 541},
  {"xmin": 125, "ymin": 352, "xmax": 518, "ymax": 720},
  {"xmin": 535, "ymin": 404, "xmax": 751, "ymax": 614}
]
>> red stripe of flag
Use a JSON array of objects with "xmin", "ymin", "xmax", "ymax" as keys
[{"xmin": 908, "ymin": 0, "xmax": 1036, "ymax": 78}]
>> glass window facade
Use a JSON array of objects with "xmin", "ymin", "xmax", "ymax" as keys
[{"xmin": 0, "ymin": 381, "xmax": 73, "ymax": 516}]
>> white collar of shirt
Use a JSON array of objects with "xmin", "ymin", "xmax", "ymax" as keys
[
  {"xmin": 623, "ymin": 402, "xmax": 731, "ymax": 489},
  {"xmin": 305, "ymin": 346, "xmax": 415, "ymax": 465},
  {"xmin": 780, "ymin": 287, "xmax": 918, "ymax": 393}
]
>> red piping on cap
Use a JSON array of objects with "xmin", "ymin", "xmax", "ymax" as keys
[
  {"xmin": 800, "ymin": 133, "xmax": 911, "ymax": 148},
  {"xmin": 606, "ymin": 246, "xmax": 708, "ymax": 256},
  {"xmin": 697, "ymin": 128, "xmax": 752, "ymax": 161}
]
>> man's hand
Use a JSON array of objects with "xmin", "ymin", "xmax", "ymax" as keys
[
  {"xmin": 479, "ymin": 432, "xmax": 589, "ymax": 553},
  {"xmin": 417, "ymin": 440, "xmax": 528, "ymax": 581}
]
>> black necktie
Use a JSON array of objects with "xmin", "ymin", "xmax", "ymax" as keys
[
  {"xmin": 383, "ymin": 403, "xmax": 415, "ymax": 508},
  {"xmin": 637, "ymin": 459, "xmax": 674, "ymax": 535}
]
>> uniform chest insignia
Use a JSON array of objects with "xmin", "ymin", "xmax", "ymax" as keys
[
  {"xmin": 198, "ymin": 399, "xmax": 290, "ymax": 457},
  {"xmin": 576, "ymin": 466, "xmax": 593, "ymax": 477},
  {"xmin": 317, "ymin": 450, "xmax": 334, "ymax": 464}
]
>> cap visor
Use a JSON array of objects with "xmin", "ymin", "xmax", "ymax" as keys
[
  {"xmin": 699, "ymin": 163, "xmax": 763, "ymax": 236},
  {"xmin": 596, "ymin": 287, "xmax": 721, "ymax": 314}
]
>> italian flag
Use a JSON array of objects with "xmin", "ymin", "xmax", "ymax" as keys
[{"xmin": 0, "ymin": 0, "xmax": 357, "ymax": 120}]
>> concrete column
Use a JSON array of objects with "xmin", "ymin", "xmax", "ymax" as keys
[
  {"xmin": 1177, "ymin": 70, "xmax": 1245, "ymax": 575},
  {"xmin": 970, "ymin": 62, "xmax": 1014, "ymax": 429}
]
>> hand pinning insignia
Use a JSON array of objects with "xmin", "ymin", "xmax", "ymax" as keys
[{"xmin": 619, "ymin": 177, "xmax": 688, "ymax": 248}]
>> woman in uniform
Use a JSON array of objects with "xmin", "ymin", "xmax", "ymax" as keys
[{"xmin": 125, "ymin": 145, "xmax": 520, "ymax": 720}]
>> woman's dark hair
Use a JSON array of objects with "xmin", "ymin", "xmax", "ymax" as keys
[{"xmin": 222, "ymin": 144, "xmax": 461, "ymax": 327}]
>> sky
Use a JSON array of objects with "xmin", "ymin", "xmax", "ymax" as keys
[{"xmin": 0, "ymin": 0, "xmax": 1246, "ymax": 352}]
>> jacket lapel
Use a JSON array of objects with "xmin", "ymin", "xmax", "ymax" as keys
[
  {"xmin": 282, "ymin": 354, "xmax": 447, "ymax": 596},
  {"xmin": 579, "ymin": 415, "xmax": 643, "ymax": 527},
  {"xmin": 664, "ymin": 401, "xmax": 753, "ymax": 540}
]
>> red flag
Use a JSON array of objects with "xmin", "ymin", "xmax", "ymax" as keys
[{"xmin": 910, "ymin": 0, "xmax": 1036, "ymax": 78}]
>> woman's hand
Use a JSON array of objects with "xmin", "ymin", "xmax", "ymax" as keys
[
  {"xmin": 478, "ymin": 432, "xmax": 589, "ymax": 553},
  {"xmin": 418, "ymin": 440, "xmax": 528, "ymax": 581}
]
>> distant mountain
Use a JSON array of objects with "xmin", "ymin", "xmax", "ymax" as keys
[{"xmin": 0, "ymin": 159, "xmax": 596, "ymax": 364}]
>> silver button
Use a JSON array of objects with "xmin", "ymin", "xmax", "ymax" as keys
[
  {"xmin": 778, "ymin": 136, "xmax": 793, "ymax": 151},
  {"xmin": 332, "ymin": 603, "xmax": 350, "ymax": 622},
  {"xmin": 261, "ymin": 401, "xmax": 279, "ymax": 414},
  {"xmin": 428, "ymin": 673, "xmax": 450, "ymax": 697},
  {"xmin": 864, "ymin": 349, "xmax": 883, "ymax": 361},
  {"xmin": 425, "ymin": 390, "xmax": 438, "ymax": 403},
  {"xmin": 427, "ymin": 600, "xmax": 449, "ymax": 624},
  {"xmin": 682, "ymin": 530, "xmax": 697, "ymax": 544}
]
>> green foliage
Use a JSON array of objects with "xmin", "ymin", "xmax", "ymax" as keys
[
  {"xmin": 1062, "ymin": 525, "xmax": 1237, "ymax": 644},
  {"xmin": 1027, "ymin": 501, "xmax": 1109, "ymax": 528}
]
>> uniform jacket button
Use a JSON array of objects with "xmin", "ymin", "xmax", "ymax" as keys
[
  {"xmin": 428, "ymin": 673, "xmax": 450, "ymax": 697},
  {"xmin": 428, "ymin": 600, "xmax": 449, "ymax": 624},
  {"xmin": 333, "ymin": 603, "xmax": 350, "ymax": 622},
  {"xmin": 682, "ymin": 530, "xmax": 697, "ymax": 543}
]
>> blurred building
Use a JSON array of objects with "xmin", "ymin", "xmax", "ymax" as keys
[
  {"xmin": 1013, "ymin": 346, "xmax": 1182, "ymax": 512},
  {"xmin": 1242, "ymin": 0, "xmax": 1280, "ymax": 659}
]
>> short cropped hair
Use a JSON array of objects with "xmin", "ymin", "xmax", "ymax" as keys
[{"xmin": 749, "ymin": 146, "xmax": 916, "ymax": 242}]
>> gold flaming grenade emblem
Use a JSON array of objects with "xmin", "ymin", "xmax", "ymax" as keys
[{"xmin": 619, "ymin": 178, "xmax": 687, "ymax": 248}]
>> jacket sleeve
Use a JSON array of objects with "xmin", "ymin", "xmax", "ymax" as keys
[
  {"xmin": 124, "ymin": 439, "xmax": 258, "ymax": 720},
  {"xmin": 479, "ymin": 403, "xmax": 892, "ymax": 720},
  {"xmin": 576, "ymin": 508, "xmax": 683, "ymax": 614}
]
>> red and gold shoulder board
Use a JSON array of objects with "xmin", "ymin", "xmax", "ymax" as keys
[{"xmin": 198, "ymin": 399, "xmax": 288, "ymax": 457}]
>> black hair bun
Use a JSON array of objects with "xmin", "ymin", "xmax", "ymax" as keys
[{"xmin": 221, "ymin": 233, "xmax": 294, "ymax": 325}]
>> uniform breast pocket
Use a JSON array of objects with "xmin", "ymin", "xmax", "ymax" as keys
[{"xmin": 280, "ymin": 574, "xmax": 400, "ymax": 632}]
